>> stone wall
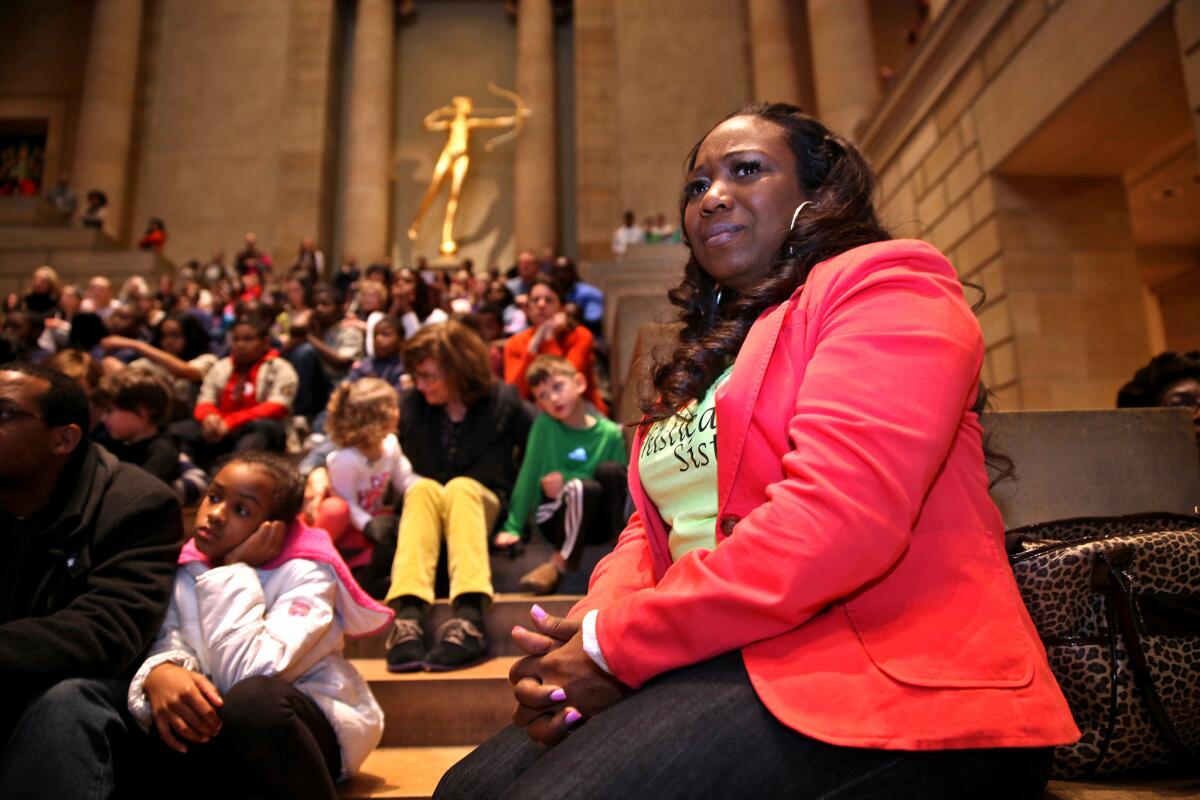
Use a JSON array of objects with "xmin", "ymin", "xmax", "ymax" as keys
[
  {"xmin": 573, "ymin": 0, "xmax": 751, "ymax": 261},
  {"xmin": 0, "ymin": 0, "xmax": 94, "ymax": 188},
  {"xmin": 867, "ymin": 0, "xmax": 1180, "ymax": 410},
  {"xmin": 129, "ymin": 0, "xmax": 337, "ymax": 266}
]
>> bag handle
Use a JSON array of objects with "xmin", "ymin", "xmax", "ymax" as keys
[{"xmin": 1092, "ymin": 548, "xmax": 1200, "ymax": 766}]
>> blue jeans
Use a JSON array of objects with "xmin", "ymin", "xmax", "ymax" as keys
[
  {"xmin": 0, "ymin": 677, "xmax": 133, "ymax": 800},
  {"xmin": 436, "ymin": 651, "xmax": 1055, "ymax": 800}
]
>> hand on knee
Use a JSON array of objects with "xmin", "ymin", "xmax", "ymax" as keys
[{"xmin": 220, "ymin": 676, "xmax": 294, "ymax": 739}]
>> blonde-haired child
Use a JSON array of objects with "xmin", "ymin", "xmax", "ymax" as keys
[
  {"xmin": 315, "ymin": 378, "xmax": 416, "ymax": 577},
  {"xmin": 348, "ymin": 279, "xmax": 389, "ymax": 358}
]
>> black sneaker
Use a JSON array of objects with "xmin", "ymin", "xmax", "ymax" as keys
[
  {"xmin": 423, "ymin": 618, "xmax": 488, "ymax": 671},
  {"xmin": 385, "ymin": 618, "xmax": 426, "ymax": 673}
]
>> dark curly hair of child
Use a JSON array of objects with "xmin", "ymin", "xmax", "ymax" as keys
[{"xmin": 1116, "ymin": 351, "xmax": 1200, "ymax": 408}]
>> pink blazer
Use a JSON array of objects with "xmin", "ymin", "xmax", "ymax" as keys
[{"xmin": 572, "ymin": 240, "xmax": 1079, "ymax": 750}]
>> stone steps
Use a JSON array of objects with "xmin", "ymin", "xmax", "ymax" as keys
[
  {"xmin": 0, "ymin": 225, "xmax": 116, "ymax": 251},
  {"xmin": 578, "ymin": 249, "xmax": 687, "ymax": 411},
  {"xmin": 0, "ymin": 248, "xmax": 173, "ymax": 296},
  {"xmin": 339, "ymin": 746, "xmax": 473, "ymax": 800},
  {"xmin": 335, "ymin": 595, "xmax": 577, "ymax": 797},
  {"xmin": 356, "ymin": 656, "xmax": 516, "ymax": 747},
  {"xmin": 0, "ymin": 196, "xmax": 64, "ymax": 226},
  {"xmin": 604, "ymin": 289, "xmax": 675, "ymax": 405},
  {"xmin": 1042, "ymin": 778, "xmax": 1200, "ymax": 799}
]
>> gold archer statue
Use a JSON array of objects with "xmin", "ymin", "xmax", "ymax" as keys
[{"xmin": 407, "ymin": 82, "xmax": 530, "ymax": 256}]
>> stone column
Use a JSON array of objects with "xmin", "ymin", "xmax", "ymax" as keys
[
  {"xmin": 72, "ymin": 0, "xmax": 144, "ymax": 240},
  {"xmin": 514, "ymin": 0, "xmax": 557, "ymax": 252},
  {"xmin": 807, "ymin": 0, "xmax": 879, "ymax": 139},
  {"xmin": 572, "ymin": 0, "xmax": 618, "ymax": 262},
  {"xmin": 343, "ymin": 0, "xmax": 394, "ymax": 264},
  {"xmin": 1177, "ymin": 1, "xmax": 1200, "ymax": 172},
  {"xmin": 747, "ymin": 0, "xmax": 801, "ymax": 105}
]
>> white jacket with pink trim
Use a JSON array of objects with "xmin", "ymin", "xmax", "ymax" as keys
[{"xmin": 128, "ymin": 525, "xmax": 391, "ymax": 778}]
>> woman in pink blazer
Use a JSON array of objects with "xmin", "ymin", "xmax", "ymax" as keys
[{"xmin": 438, "ymin": 104, "xmax": 1078, "ymax": 799}]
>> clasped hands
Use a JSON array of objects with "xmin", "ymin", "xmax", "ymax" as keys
[
  {"xmin": 509, "ymin": 605, "xmax": 628, "ymax": 746},
  {"xmin": 200, "ymin": 413, "xmax": 230, "ymax": 443}
]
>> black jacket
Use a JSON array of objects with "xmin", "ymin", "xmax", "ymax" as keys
[
  {"xmin": 399, "ymin": 382, "xmax": 535, "ymax": 517},
  {"xmin": 0, "ymin": 443, "xmax": 183, "ymax": 735}
]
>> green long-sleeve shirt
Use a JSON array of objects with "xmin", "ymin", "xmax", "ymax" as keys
[{"xmin": 502, "ymin": 412, "xmax": 627, "ymax": 536}]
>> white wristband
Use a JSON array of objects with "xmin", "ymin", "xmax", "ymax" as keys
[{"xmin": 581, "ymin": 609, "xmax": 612, "ymax": 674}]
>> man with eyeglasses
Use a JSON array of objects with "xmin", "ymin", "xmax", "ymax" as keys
[{"xmin": 0, "ymin": 362, "xmax": 182, "ymax": 799}]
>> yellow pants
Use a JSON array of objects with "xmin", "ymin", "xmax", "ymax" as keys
[{"xmin": 386, "ymin": 476, "xmax": 499, "ymax": 606}]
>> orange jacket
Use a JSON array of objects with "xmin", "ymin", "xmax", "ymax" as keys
[
  {"xmin": 503, "ymin": 323, "xmax": 607, "ymax": 415},
  {"xmin": 572, "ymin": 240, "xmax": 1079, "ymax": 750}
]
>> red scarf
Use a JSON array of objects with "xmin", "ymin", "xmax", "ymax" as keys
[{"xmin": 217, "ymin": 348, "xmax": 279, "ymax": 414}]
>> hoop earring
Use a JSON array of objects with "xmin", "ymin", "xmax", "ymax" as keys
[
  {"xmin": 784, "ymin": 201, "xmax": 817, "ymax": 259},
  {"xmin": 789, "ymin": 200, "xmax": 816, "ymax": 231}
]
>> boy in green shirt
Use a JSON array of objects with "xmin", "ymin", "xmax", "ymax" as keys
[{"xmin": 497, "ymin": 355, "xmax": 628, "ymax": 594}]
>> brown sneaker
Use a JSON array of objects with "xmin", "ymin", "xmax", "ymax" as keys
[
  {"xmin": 423, "ymin": 618, "xmax": 488, "ymax": 671},
  {"xmin": 518, "ymin": 560, "xmax": 562, "ymax": 595},
  {"xmin": 385, "ymin": 618, "xmax": 426, "ymax": 673}
]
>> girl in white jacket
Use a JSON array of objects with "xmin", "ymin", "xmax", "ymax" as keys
[{"xmin": 127, "ymin": 451, "xmax": 392, "ymax": 799}]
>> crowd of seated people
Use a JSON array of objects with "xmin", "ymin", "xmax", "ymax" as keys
[
  {"xmin": 1, "ymin": 239, "xmax": 617, "ymax": 613},
  {"xmin": 6, "ymin": 219, "xmax": 1199, "ymax": 797},
  {"xmin": 0, "ymin": 239, "xmax": 625, "ymax": 794}
]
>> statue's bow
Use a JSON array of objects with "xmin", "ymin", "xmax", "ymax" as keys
[{"xmin": 483, "ymin": 82, "xmax": 529, "ymax": 151}]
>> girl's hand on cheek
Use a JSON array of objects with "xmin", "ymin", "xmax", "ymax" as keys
[{"xmin": 222, "ymin": 519, "xmax": 287, "ymax": 567}]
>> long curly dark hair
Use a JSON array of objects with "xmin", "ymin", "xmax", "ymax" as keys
[{"xmin": 640, "ymin": 102, "xmax": 891, "ymax": 424}]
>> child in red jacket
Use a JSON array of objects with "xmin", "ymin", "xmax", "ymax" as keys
[{"xmin": 179, "ymin": 316, "xmax": 299, "ymax": 470}]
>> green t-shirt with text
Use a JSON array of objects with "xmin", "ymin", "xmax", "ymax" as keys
[{"xmin": 638, "ymin": 365, "xmax": 732, "ymax": 561}]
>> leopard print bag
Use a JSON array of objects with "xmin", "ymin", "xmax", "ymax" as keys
[{"xmin": 1007, "ymin": 513, "xmax": 1200, "ymax": 778}]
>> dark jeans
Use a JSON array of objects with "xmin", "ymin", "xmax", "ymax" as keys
[
  {"xmin": 284, "ymin": 342, "xmax": 333, "ymax": 420},
  {"xmin": 538, "ymin": 461, "xmax": 628, "ymax": 568},
  {"xmin": 173, "ymin": 418, "xmax": 287, "ymax": 471},
  {"xmin": 435, "ymin": 651, "xmax": 1054, "ymax": 800},
  {"xmin": 126, "ymin": 675, "xmax": 341, "ymax": 800},
  {"xmin": 0, "ymin": 677, "xmax": 134, "ymax": 800},
  {"xmin": 352, "ymin": 513, "xmax": 401, "ymax": 599}
]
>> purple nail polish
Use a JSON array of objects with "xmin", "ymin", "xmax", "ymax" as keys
[
  {"xmin": 550, "ymin": 688, "xmax": 567, "ymax": 702},
  {"xmin": 531, "ymin": 604, "xmax": 547, "ymax": 621},
  {"xmin": 564, "ymin": 709, "xmax": 582, "ymax": 725}
]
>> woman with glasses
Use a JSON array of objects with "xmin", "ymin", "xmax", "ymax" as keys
[{"xmin": 380, "ymin": 321, "xmax": 534, "ymax": 673}]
